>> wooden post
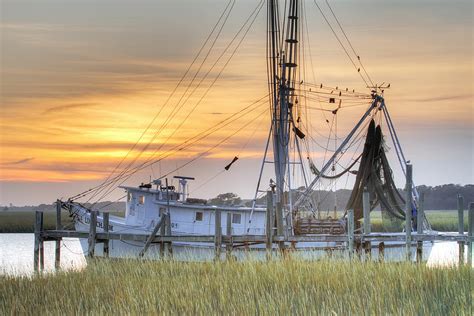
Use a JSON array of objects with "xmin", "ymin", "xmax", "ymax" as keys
[
  {"xmin": 457, "ymin": 194, "xmax": 464, "ymax": 265},
  {"xmin": 166, "ymin": 212, "xmax": 172, "ymax": 257},
  {"xmin": 55, "ymin": 200, "xmax": 62, "ymax": 269},
  {"xmin": 160, "ymin": 210, "xmax": 166, "ymax": 259},
  {"xmin": 362, "ymin": 188, "xmax": 371, "ymax": 235},
  {"xmin": 226, "ymin": 212, "xmax": 232, "ymax": 260},
  {"xmin": 468, "ymin": 202, "xmax": 473, "ymax": 266},
  {"xmin": 39, "ymin": 212, "xmax": 44, "ymax": 271},
  {"xmin": 347, "ymin": 209, "xmax": 354, "ymax": 258},
  {"xmin": 103, "ymin": 212, "xmax": 110, "ymax": 258},
  {"xmin": 275, "ymin": 201, "xmax": 284, "ymax": 250},
  {"xmin": 416, "ymin": 191, "xmax": 425, "ymax": 263},
  {"xmin": 88, "ymin": 211, "xmax": 97, "ymax": 258},
  {"xmin": 34, "ymin": 211, "xmax": 43, "ymax": 273},
  {"xmin": 378, "ymin": 242, "xmax": 385, "ymax": 262},
  {"xmin": 214, "ymin": 209, "xmax": 222, "ymax": 261},
  {"xmin": 405, "ymin": 164, "xmax": 413, "ymax": 261},
  {"xmin": 362, "ymin": 188, "xmax": 371, "ymax": 259},
  {"xmin": 265, "ymin": 191, "xmax": 274, "ymax": 260}
]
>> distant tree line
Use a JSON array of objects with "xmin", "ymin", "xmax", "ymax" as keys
[{"xmin": 2, "ymin": 184, "xmax": 472, "ymax": 212}]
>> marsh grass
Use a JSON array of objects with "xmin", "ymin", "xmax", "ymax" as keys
[{"xmin": 1, "ymin": 258, "xmax": 472, "ymax": 315}]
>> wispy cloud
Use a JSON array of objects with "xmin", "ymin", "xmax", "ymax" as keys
[
  {"xmin": 1, "ymin": 157, "xmax": 35, "ymax": 165},
  {"xmin": 42, "ymin": 103, "xmax": 97, "ymax": 115}
]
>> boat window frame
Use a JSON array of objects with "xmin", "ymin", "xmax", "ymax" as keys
[
  {"xmin": 195, "ymin": 211, "xmax": 203, "ymax": 222},
  {"xmin": 232, "ymin": 213, "xmax": 242, "ymax": 224},
  {"xmin": 138, "ymin": 195, "xmax": 145, "ymax": 205}
]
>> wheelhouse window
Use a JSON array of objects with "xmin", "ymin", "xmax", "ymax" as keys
[
  {"xmin": 195, "ymin": 211, "xmax": 203, "ymax": 222},
  {"xmin": 127, "ymin": 192, "xmax": 132, "ymax": 202},
  {"xmin": 232, "ymin": 213, "xmax": 242, "ymax": 224},
  {"xmin": 138, "ymin": 195, "xmax": 145, "ymax": 205}
]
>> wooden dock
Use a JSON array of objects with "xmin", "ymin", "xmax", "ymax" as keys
[{"xmin": 33, "ymin": 194, "xmax": 474, "ymax": 272}]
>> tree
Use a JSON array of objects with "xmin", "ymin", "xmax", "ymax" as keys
[{"xmin": 209, "ymin": 193, "xmax": 242, "ymax": 206}]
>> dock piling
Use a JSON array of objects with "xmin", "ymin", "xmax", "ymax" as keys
[
  {"xmin": 405, "ymin": 164, "xmax": 413, "ymax": 261},
  {"xmin": 468, "ymin": 202, "xmax": 473, "ymax": 266},
  {"xmin": 416, "ymin": 191, "xmax": 425, "ymax": 263},
  {"xmin": 55, "ymin": 200, "xmax": 62, "ymax": 269},
  {"xmin": 214, "ymin": 209, "xmax": 222, "ymax": 261},
  {"xmin": 347, "ymin": 209, "xmax": 354, "ymax": 258},
  {"xmin": 103, "ymin": 212, "xmax": 110, "ymax": 258},
  {"xmin": 265, "ymin": 191, "xmax": 274, "ymax": 260},
  {"xmin": 226, "ymin": 212, "xmax": 232, "ymax": 260},
  {"xmin": 457, "ymin": 195, "xmax": 464, "ymax": 265},
  {"xmin": 87, "ymin": 211, "xmax": 97, "ymax": 258},
  {"xmin": 34, "ymin": 211, "xmax": 43, "ymax": 272}
]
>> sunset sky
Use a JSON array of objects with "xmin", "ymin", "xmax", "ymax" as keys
[{"xmin": 1, "ymin": 0, "xmax": 472, "ymax": 206}]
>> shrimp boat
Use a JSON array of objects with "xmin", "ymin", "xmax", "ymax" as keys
[{"xmin": 61, "ymin": 0, "xmax": 431, "ymax": 259}]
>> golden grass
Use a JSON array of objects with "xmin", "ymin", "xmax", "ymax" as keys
[{"xmin": 1, "ymin": 258, "xmax": 472, "ymax": 315}]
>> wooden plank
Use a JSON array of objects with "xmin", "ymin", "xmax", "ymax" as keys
[
  {"xmin": 33, "ymin": 211, "xmax": 42, "ymax": 273},
  {"xmin": 405, "ymin": 164, "xmax": 413, "ymax": 261},
  {"xmin": 87, "ymin": 211, "xmax": 97, "ymax": 258},
  {"xmin": 214, "ymin": 209, "xmax": 222, "ymax": 260},
  {"xmin": 265, "ymin": 191, "xmax": 273, "ymax": 259},
  {"xmin": 103, "ymin": 212, "xmax": 110, "ymax": 258},
  {"xmin": 55, "ymin": 200, "xmax": 62, "ymax": 270}
]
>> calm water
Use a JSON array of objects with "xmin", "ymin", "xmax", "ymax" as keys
[{"xmin": 0, "ymin": 233, "xmax": 469, "ymax": 276}]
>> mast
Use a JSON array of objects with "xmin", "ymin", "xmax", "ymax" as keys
[{"xmin": 267, "ymin": 0, "xmax": 299, "ymax": 234}]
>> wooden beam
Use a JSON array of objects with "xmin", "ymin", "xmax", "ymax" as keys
[{"xmin": 139, "ymin": 216, "xmax": 165, "ymax": 257}]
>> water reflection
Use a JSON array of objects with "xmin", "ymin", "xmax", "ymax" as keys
[{"xmin": 0, "ymin": 234, "xmax": 470, "ymax": 277}]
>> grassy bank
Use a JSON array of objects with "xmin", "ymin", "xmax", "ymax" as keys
[
  {"xmin": 0, "ymin": 211, "xmax": 124, "ymax": 233},
  {"xmin": 0, "ymin": 210, "xmax": 467, "ymax": 233},
  {"xmin": 1, "ymin": 259, "xmax": 471, "ymax": 314}
]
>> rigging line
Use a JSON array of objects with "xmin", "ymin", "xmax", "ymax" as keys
[
  {"xmin": 152, "ymin": 0, "xmax": 265, "ymax": 165},
  {"xmin": 90, "ymin": 1, "xmax": 266, "ymax": 205},
  {"xmin": 86, "ymin": 1, "xmax": 237, "ymax": 203},
  {"xmin": 70, "ymin": 1, "xmax": 234, "ymax": 201},
  {"xmin": 191, "ymin": 105, "xmax": 268, "ymax": 196},
  {"xmin": 88, "ymin": 2, "xmax": 263, "ymax": 204},
  {"xmin": 189, "ymin": 170, "xmax": 226, "ymax": 195},
  {"xmin": 312, "ymin": 0, "xmax": 370, "ymax": 88},
  {"xmin": 94, "ymin": 195, "xmax": 127, "ymax": 212},
  {"xmin": 158, "ymin": 107, "xmax": 268, "ymax": 180},
  {"xmin": 87, "ymin": 97, "xmax": 268, "ymax": 202},
  {"xmin": 324, "ymin": 0, "xmax": 374, "ymax": 87},
  {"xmin": 71, "ymin": 94, "xmax": 268, "ymax": 201}
]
